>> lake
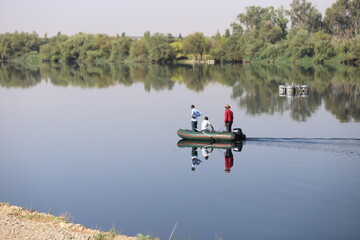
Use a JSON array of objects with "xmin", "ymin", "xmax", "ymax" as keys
[{"xmin": 0, "ymin": 63, "xmax": 359, "ymax": 240}]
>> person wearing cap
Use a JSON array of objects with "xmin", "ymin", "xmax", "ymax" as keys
[
  {"xmin": 191, "ymin": 105, "xmax": 202, "ymax": 131},
  {"xmin": 224, "ymin": 148, "xmax": 233, "ymax": 173},
  {"xmin": 200, "ymin": 116, "xmax": 215, "ymax": 132},
  {"xmin": 224, "ymin": 104, "xmax": 233, "ymax": 132}
]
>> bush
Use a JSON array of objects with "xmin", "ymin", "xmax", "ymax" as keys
[{"xmin": 313, "ymin": 32, "xmax": 335, "ymax": 63}]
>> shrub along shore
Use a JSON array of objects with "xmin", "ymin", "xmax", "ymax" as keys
[{"xmin": 0, "ymin": 0, "xmax": 359, "ymax": 66}]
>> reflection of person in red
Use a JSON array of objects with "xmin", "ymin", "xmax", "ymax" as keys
[{"xmin": 224, "ymin": 149, "xmax": 234, "ymax": 173}]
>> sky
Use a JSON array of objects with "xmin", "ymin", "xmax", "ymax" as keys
[{"xmin": 0, "ymin": 0, "xmax": 336, "ymax": 37}]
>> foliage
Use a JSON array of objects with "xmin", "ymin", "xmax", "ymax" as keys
[
  {"xmin": 313, "ymin": 31, "xmax": 335, "ymax": 63},
  {"xmin": 0, "ymin": 0, "xmax": 359, "ymax": 65},
  {"xmin": 0, "ymin": 31, "xmax": 43, "ymax": 60},
  {"xmin": 109, "ymin": 36, "xmax": 132, "ymax": 61},
  {"xmin": 170, "ymin": 41, "xmax": 184, "ymax": 58},
  {"xmin": 221, "ymin": 36, "xmax": 244, "ymax": 62},
  {"xmin": 92, "ymin": 226, "xmax": 120, "ymax": 240},
  {"xmin": 324, "ymin": 0, "xmax": 360, "ymax": 38},
  {"xmin": 182, "ymin": 32, "xmax": 210, "ymax": 60},
  {"xmin": 285, "ymin": 28, "xmax": 314, "ymax": 59},
  {"xmin": 135, "ymin": 233, "xmax": 160, "ymax": 240},
  {"xmin": 130, "ymin": 38, "xmax": 149, "ymax": 61},
  {"xmin": 348, "ymin": 35, "xmax": 360, "ymax": 64},
  {"xmin": 287, "ymin": 0, "xmax": 323, "ymax": 33},
  {"xmin": 146, "ymin": 33, "xmax": 175, "ymax": 63}
]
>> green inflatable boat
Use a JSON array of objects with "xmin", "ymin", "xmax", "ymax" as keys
[{"xmin": 177, "ymin": 128, "xmax": 246, "ymax": 142}]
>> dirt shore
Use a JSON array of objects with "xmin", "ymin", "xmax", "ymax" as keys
[{"xmin": 0, "ymin": 203, "xmax": 137, "ymax": 240}]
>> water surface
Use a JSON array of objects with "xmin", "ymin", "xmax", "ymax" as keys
[{"xmin": 0, "ymin": 64, "xmax": 359, "ymax": 240}]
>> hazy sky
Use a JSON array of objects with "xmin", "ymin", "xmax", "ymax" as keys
[{"xmin": 0, "ymin": 0, "xmax": 336, "ymax": 37}]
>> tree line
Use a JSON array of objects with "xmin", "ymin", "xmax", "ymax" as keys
[{"xmin": 0, "ymin": 0, "xmax": 359, "ymax": 65}]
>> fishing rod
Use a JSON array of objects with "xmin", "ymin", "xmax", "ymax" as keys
[{"xmin": 161, "ymin": 122, "xmax": 184, "ymax": 129}]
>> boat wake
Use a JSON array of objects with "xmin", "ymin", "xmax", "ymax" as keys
[{"xmin": 245, "ymin": 137, "xmax": 360, "ymax": 157}]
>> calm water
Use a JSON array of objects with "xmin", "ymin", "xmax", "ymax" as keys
[{"xmin": 0, "ymin": 63, "xmax": 360, "ymax": 240}]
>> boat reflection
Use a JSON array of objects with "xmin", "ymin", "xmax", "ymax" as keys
[
  {"xmin": 177, "ymin": 140, "xmax": 243, "ymax": 151},
  {"xmin": 177, "ymin": 140, "xmax": 243, "ymax": 173}
]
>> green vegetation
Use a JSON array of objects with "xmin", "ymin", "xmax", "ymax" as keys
[
  {"xmin": 93, "ymin": 230, "xmax": 160, "ymax": 240},
  {"xmin": 0, "ymin": 0, "xmax": 359, "ymax": 65},
  {"xmin": 135, "ymin": 233, "xmax": 160, "ymax": 240},
  {"xmin": 182, "ymin": 32, "xmax": 210, "ymax": 61},
  {"xmin": 93, "ymin": 227, "xmax": 119, "ymax": 240}
]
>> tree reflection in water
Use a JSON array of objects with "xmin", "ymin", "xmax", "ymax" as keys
[{"xmin": 0, "ymin": 63, "xmax": 359, "ymax": 122}]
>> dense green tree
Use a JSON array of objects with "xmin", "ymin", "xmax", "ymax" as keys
[
  {"xmin": 313, "ymin": 31, "xmax": 335, "ymax": 63},
  {"xmin": 58, "ymin": 33, "xmax": 113, "ymax": 63},
  {"xmin": 221, "ymin": 36, "xmax": 244, "ymax": 62},
  {"xmin": 275, "ymin": 6, "xmax": 289, "ymax": 37},
  {"xmin": 39, "ymin": 43, "xmax": 52, "ymax": 62},
  {"xmin": 287, "ymin": 0, "xmax": 323, "ymax": 33},
  {"xmin": 348, "ymin": 36, "xmax": 360, "ymax": 63},
  {"xmin": 236, "ymin": 6, "xmax": 265, "ymax": 32},
  {"xmin": 109, "ymin": 36, "xmax": 133, "ymax": 61},
  {"xmin": 230, "ymin": 21, "xmax": 244, "ymax": 36},
  {"xmin": 259, "ymin": 22, "xmax": 284, "ymax": 44},
  {"xmin": 61, "ymin": 33, "xmax": 87, "ymax": 63},
  {"xmin": 257, "ymin": 42, "xmax": 287, "ymax": 60},
  {"xmin": 224, "ymin": 29, "xmax": 231, "ymax": 38},
  {"xmin": 209, "ymin": 37, "xmax": 224, "ymax": 62},
  {"xmin": 130, "ymin": 39, "xmax": 148, "ymax": 61},
  {"xmin": 285, "ymin": 28, "xmax": 314, "ymax": 59},
  {"xmin": 39, "ymin": 34, "xmax": 68, "ymax": 62},
  {"xmin": 229, "ymin": 5, "xmax": 289, "ymax": 60},
  {"xmin": 245, "ymin": 39, "xmax": 264, "ymax": 57},
  {"xmin": 146, "ymin": 33, "xmax": 175, "ymax": 63},
  {"xmin": 0, "ymin": 31, "xmax": 43, "ymax": 60},
  {"xmin": 235, "ymin": 6, "xmax": 287, "ymax": 40},
  {"xmin": 170, "ymin": 41, "xmax": 183, "ymax": 58},
  {"xmin": 350, "ymin": 0, "xmax": 360, "ymax": 36},
  {"xmin": 324, "ymin": 0, "xmax": 360, "ymax": 38},
  {"xmin": 182, "ymin": 32, "xmax": 210, "ymax": 60},
  {"xmin": 94, "ymin": 34, "xmax": 112, "ymax": 60}
]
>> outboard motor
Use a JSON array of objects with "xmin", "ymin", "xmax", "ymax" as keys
[
  {"xmin": 233, "ymin": 128, "xmax": 246, "ymax": 140},
  {"xmin": 233, "ymin": 142, "xmax": 243, "ymax": 152}
]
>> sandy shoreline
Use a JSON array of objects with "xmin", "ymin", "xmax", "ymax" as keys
[{"xmin": 0, "ymin": 203, "xmax": 137, "ymax": 240}]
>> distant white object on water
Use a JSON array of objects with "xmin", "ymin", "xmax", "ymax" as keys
[{"xmin": 279, "ymin": 83, "xmax": 309, "ymax": 97}]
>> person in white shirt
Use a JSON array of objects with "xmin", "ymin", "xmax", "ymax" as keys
[
  {"xmin": 201, "ymin": 147, "xmax": 214, "ymax": 160},
  {"xmin": 191, "ymin": 105, "xmax": 202, "ymax": 131},
  {"xmin": 191, "ymin": 147, "xmax": 202, "ymax": 171},
  {"xmin": 201, "ymin": 116, "xmax": 215, "ymax": 132}
]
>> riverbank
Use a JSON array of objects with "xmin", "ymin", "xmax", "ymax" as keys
[{"xmin": 0, "ymin": 203, "xmax": 137, "ymax": 240}]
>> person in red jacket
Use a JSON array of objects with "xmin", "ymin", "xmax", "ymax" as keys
[
  {"xmin": 224, "ymin": 149, "xmax": 233, "ymax": 173},
  {"xmin": 224, "ymin": 104, "xmax": 233, "ymax": 132}
]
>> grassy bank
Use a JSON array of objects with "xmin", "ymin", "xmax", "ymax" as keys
[{"xmin": 0, "ymin": 203, "xmax": 158, "ymax": 240}]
